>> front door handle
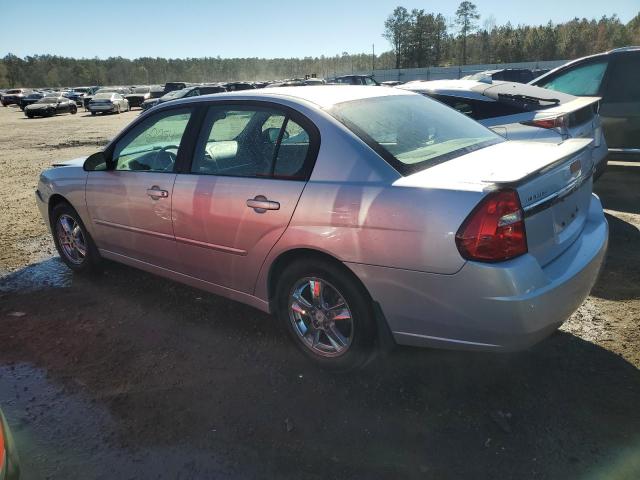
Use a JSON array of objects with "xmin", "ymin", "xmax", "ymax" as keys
[
  {"xmin": 247, "ymin": 195, "xmax": 280, "ymax": 213},
  {"xmin": 146, "ymin": 186, "xmax": 169, "ymax": 199}
]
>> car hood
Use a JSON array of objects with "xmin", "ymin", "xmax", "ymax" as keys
[{"xmin": 52, "ymin": 156, "xmax": 88, "ymax": 168}]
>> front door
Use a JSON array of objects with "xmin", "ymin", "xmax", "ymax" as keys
[
  {"xmin": 599, "ymin": 54, "xmax": 640, "ymax": 151},
  {"xmin": 85, "ymin": 107, "xmax": 194, "ymax": 270},
  {"xmin": 171, "ymin": 104, "xmax": 317, "ymax": 293}
]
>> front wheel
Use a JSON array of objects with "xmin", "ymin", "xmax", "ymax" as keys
[
  {"xmin": 51, "ymin": 203, "xmax": 101, "ymax": 273},
  {"xmin": 276, "ymin": 259, "xmax": 377, "ymax": 370},
  {"xmin": 70, "ymin": 105, "xmax": 77, "ymax": 114}
]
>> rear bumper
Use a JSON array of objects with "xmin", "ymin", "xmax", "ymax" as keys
[
  {"xmin": 87, "ymin": 104, "xmax": 115, "ymax": 112},
  {"xmin": 347, "ymin": 194, "xmax": 608, "ymax": 351}
]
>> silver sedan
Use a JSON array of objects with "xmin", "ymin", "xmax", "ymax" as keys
[{"xmin": 35, "ymin": 86, "xmax": 608, "ymax": 369}]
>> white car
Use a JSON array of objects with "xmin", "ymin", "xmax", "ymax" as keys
[{"xmin": 399, "ymin": 80, "xmax": 609, "ymax": 180}]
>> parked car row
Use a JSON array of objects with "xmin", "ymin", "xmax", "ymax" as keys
[{"xmin": 4, "ymin": 47, "xmax": 637, "ymax": 157}]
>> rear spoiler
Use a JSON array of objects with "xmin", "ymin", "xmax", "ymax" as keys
[
  {"xmin": 534, "ymin": 96, "xmax": 600, "ymax": 117},
  {"xmin": 485, "ymin": 138, "xmax": 593, "ymax": 186}
]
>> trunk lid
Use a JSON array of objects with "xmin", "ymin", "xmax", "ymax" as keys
[{"xmin": 396, "ymin": 138, "xmax": 595, "ymax": 266}]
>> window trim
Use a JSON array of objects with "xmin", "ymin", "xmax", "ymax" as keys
[{"xmin": 182, "ymin": 100, "xmax": 320, "ymax": 181}]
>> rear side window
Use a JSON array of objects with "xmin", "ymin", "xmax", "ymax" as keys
[
  {"xmin": 432, "ymin": 95, "xmax": 474, "ymax": 117},
  {"xmin": 331, "ymin": 94, "xmax": 502, "ymax": 175},
  {"xmin": 191, "ymin": 105, "xmax": 315, "ymax": 180},
  {"xmin": 539, "ymin": 61, "xmax": 608, "ymax": 96},
  {"xmin": 603, "ymin": 57, "xmax": 640, "ymax": 103}
]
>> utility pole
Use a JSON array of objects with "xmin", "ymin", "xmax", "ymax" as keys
[{"xmin": 372, "ymin": 44, "xmax": 375, "ymax": 74}]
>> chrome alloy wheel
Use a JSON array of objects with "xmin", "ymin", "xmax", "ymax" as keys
[
  {"xmin": 55, "ymin": 214, "xmax": 87, "ymax": 265},
  {"xmin": 288, "ymin": 277, "xmax": 354, "ymax": 357}
]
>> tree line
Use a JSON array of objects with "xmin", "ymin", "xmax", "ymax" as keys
[
  {"xmin": 0, "ymin": 4, "xmax": 638, "ymax": 88},
  {"xmin": 384, "ymin": 3, "xmax": 640, "ymax": 68}
]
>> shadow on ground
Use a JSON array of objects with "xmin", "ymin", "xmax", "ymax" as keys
[{"xmin": 1, "ymin": 259, "xmax": 639, "ymax": 479}]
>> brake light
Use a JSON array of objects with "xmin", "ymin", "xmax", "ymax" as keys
[
  {"xmin": 455, "ymin": 189, "xmax": 527, "ymax": 262},
  {"xmin": 522, "ymin": 115, "xmax": 566, "ymax": 130}
]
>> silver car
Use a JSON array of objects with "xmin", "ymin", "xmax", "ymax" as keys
[
  {"xmin": 399, "ymin": 80, "xmax": 609, "ymax": 179},
  {"xmin": 87, "ymin": 92, "xmax": 130, "ymax": 115},
  {"xmin": 35, "ymin": 86, "xmax": 608, "ymax": 369}
]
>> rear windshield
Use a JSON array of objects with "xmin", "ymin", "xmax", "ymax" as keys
[
  {"xmin": 133, "ymin": 87, "xmax": 150, "ymax": 93},
  {"xmin": 94, "ymin": 93, "xmax": 113, "ymax": 99},
  {"xmin": 330, "ymin": 94, "xmax": 502, "ymax": 175}
]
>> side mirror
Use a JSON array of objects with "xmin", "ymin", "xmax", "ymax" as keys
[{"xmin": 83, "ymin": 151, "xmax": 109, "ymax": 171}]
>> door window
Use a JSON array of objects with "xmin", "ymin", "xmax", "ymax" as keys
[
  {"xmin": 604, "ymin": 57, "xmax": 640, "ymax": 103},
  {"xmin": 274, "ymin": 119, "xmax": 310, "ymax": 179},
  {"xmin": 539, "ymin": 61, "xmax": 608, "ymax": 96},
  {"xmin": 191, "ymin": 106, "xmax": 313, "ymax": 180},
  {"xmin": 113, "ymin": 108, "xmax": 192, "ymax": 172}
]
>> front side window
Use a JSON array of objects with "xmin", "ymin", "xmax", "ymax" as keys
[
  {"xmin": 191, "ymin": 105, "xmax": 313, "ymax": 179},
  {"xmin": 330, "ymin": 94, "xmax": 502, "ymax": 175},
  {"xmin": 604, "ymin": 57, "xmax": 640, "ymax": 103},
  {"xmin": 113, "ymin": 108, "xmax": 192, "ymax": 172},
  {"xmin": 539, "ymin": 61, "xmax": 608, "ymax": 96}
]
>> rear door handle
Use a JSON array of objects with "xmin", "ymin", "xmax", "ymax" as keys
[
  {"xmin": 146, "ymin": 186, "xmax": 169, "ymax": 199},
  {"xmin": 247, "ymin": 195, "xmax": 280, "ymax": 213}
]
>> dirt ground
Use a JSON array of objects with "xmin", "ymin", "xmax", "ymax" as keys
[{"xmin": 0, "ymin": 104, "xmax": 639, "ymax": 479}]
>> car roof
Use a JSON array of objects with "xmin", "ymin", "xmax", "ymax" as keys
[{"xmin": 170, "ymin": 85, "xmax": 414, "ymax": 109}]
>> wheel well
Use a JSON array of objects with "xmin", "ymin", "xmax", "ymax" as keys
[
  {"xmin": 48, "ymin": 194, "xmax": 70, "ymax": 216},
  {"xmin": 267, "ymin": 248, "xmax": 369, "ymax": 303}
]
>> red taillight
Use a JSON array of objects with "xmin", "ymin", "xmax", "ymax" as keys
[
  {"xmin": 522, "ymin": 115, "xmax": 566, "ymax": 130},
  {"xmin": 455, "ymin": 189, "xmax": 527, "ymax": 262}
]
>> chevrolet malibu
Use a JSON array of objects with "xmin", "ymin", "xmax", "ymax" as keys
[{"xmin": 35, "ymin": 86, "xmax": 608, "ymax": 369}]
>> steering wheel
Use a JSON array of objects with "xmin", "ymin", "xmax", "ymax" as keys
[{"xmin": 153, "ymin": 145, "xmax": 179, "ymax": 171}]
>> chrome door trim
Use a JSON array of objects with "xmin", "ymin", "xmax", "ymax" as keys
[
  {"xmin": 174, "ymin": 235, "xmax": 247, "ymax": 256},
  {"xmin": 608, "ymin": 148, "xmax": 640, "ymax": 153},
  {"xmin": 93, "ymin": 219, "xmax": 174, "ymax": 240}
]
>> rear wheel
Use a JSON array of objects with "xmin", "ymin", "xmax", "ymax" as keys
[
  {"xmin": 51, "ymin": 203, "xmax": 101, "ymax": 273},
  {"xmin": 70, "ymin": 105, "xmax": 77, "ymax": 114},
  {"xmin": 276, "ymin": 259, "xmax": 377, "ymax": 370},
  {"xmin": 91, "ymin": 111, "xmax": 96, "ymax": 116}
]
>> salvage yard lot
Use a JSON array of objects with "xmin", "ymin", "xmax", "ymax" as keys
[{"xmin": 0, "ymin": 104, "xmax": 639, "ymax": 479}]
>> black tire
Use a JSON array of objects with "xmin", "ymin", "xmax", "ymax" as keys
[
  {"xmin": 91, "ymin": 111, "xmax": 96, "ymax": 116},
  {"xmin": 50, "ymin": 202, "xmax": 101, "ymax": 273},
  {"xmin": 25, "ymin": 113, "xmax": 33, "ymax": 119},
  {"xmin": 70, "ymin": 105, "xmax": 77, "ymax": 114},
  {"xmin": 275, "ymin": 258, "xmax": 377, "ymax": 370}
]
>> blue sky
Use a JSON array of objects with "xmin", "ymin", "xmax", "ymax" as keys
[{"xmin": 1, "ymin": 0, "xmax": 637, "ymax": 59}]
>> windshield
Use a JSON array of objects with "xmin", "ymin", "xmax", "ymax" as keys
[
  {"xmin": 38, "ymin": 97, "xmax": 60, "ymax": 104},
  {"xmin": 161, "ymin": 89, "xmax": 186, "ymax": 100},
  {"xmin": 134, "ymin": 87, "xmax": 150, "ymax": 93},
  {"xmin": 94, "ymin": 93, "xmax": 113, "ymax": 99},
  {"xmin": 330, "ymin": 94, "xmax": 502, "ymax": 175}
]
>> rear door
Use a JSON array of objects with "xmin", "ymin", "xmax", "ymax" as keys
[
  {"xmin": 598, "ymin": 53, "xmax": 640, "ymax": 150},
  {"xmin": 85, "ymin": 107, "xmax": 194, "ymax": 270},
  {"xmin": 171, "ymin": 102, "xmax": 318, "ymax": 293}
]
